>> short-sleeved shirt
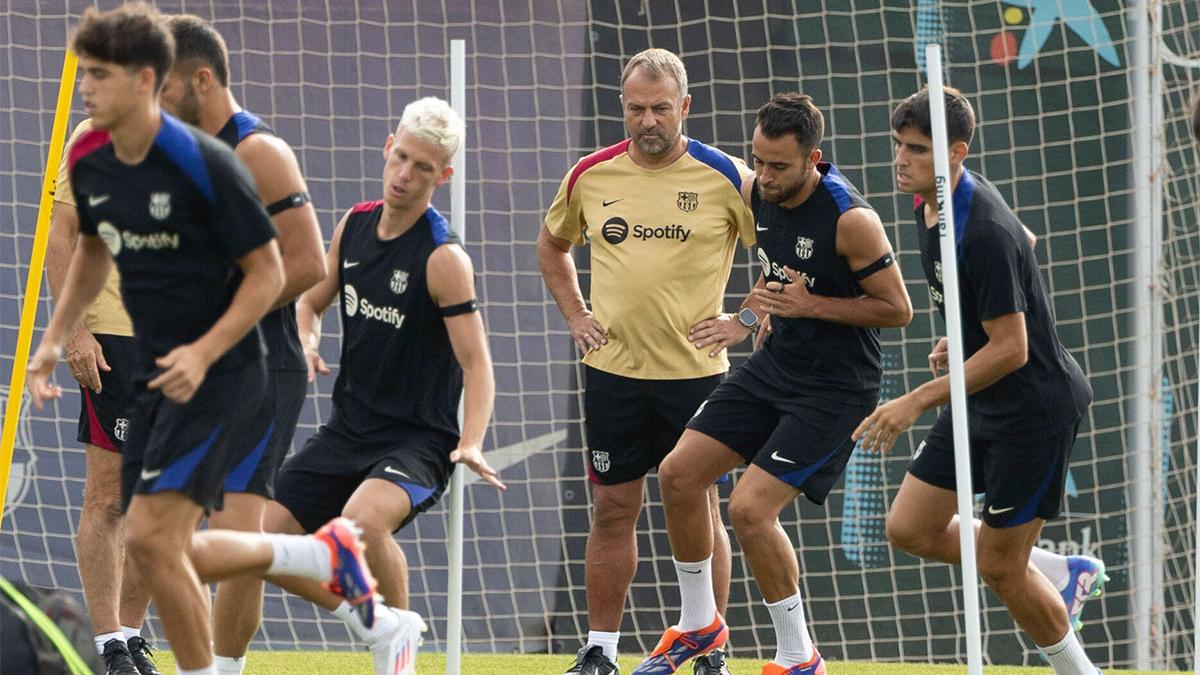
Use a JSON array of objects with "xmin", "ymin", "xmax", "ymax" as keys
[
  {"xmin": 748, "ymin": 162, "xmax": 882, "ymax": 398},
  {"xmin": 69, "ymin": 112, "xmax": 277, "ymax": 377},
  {"xmin": 545, "ymin": 137, "xmax": 754, "ymax": 380},
  {"xmin": 54, "ymin": 118, "xmax": 133, "ymax": 337},
  {"xmin": 215, "ymin": 110, "xmax": 306, "ymax": 372},
  {"xmin": 915, "ymin": 169, "xmax": 1091, "ymax": 440},
  {"xmin": 332, "ymin": 201, "xmax": 463, "ymax": 438}
]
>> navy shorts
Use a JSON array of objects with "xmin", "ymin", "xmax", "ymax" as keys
[
  {"xmin": 272, "ymin": 415, "xmax": 457, "ymax": 533},
  {"xmin": 76, "ymin": 334, "xmax": 138, "ymax": 452},
  {"xmin": 120, "ymin": 359, "xmax": 273, "ymax": 514},
  {"xmin": 686, "ymin": 365, "xmax": 878, "ymax": 505},
  {"xmin": 583, "ymin": 366, "xmax": 722, "ymax": 486},
  {"xmin": 907, "ymin": 408, "xmax": 1079, "ymax": 528},
  {"xmin": 222, "ymin": 368, "xmax": 308, "ymax": 499}
]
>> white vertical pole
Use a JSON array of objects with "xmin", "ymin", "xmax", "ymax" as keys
[
  {"xmin": 446, "ymin": 38, "xmax": 466, "ymax": 675},
  {"xmin": 1129, "ymin": 0, "xmax": 1165, "ymax": 668},
  {"xmin": 1194, "ymin": 345, "xmax": 1199, "ymax": 675},
  {"xmin": 1193, "ymin": 93, "xmax": 1200, "ymax": 675},
  {"xmin": 1149, "ymin": 2, "xmax": 1167, "ymax": 670},
  {"xmin": 925, "ymin": 44, "xmax": 984, "ymax": 675}
]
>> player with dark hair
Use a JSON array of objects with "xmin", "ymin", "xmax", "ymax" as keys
[
  {"xmin": 256, "ymin": 95, "xmax": 504, "ymax": 675},
  {"xmin": 47, "ymin": 118, "xmax": 159, "ymax": 675},
  {"xmin": 540, "ymin": 47, "xmax": 754, "ymax": 675},
  {"xmin": 158, "ymin": 14, "xmax": 326, "ymax": 675},
  {"xmin": 636, "ymin": 92, "xmax": 911, "ymax": 675},
  {"xmin": 853, "ymin": 86, "xmax": 1101, "ymax": 674},
  {"xmin": 26, "ymin": 5, "xmax": 374, "ymax": 674}
]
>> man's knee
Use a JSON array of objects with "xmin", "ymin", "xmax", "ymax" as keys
[
  {"xmin": 590, "ymin": 483, "xmax": 643, "ymax": 532},
  {"xmin": 727, "ymin": 493, "xmax": 770, "ymax": 537},
  {"xmin": 885, "ymin": 512, "xmax": 925, "ymax": 555},
  {"xmin": 977, "ymin": 549, "xmax": 1025, "ymax": 590},
  {"xmin": 81, "ymin": 475, "xmax": 125, "ymax": 526},
  {"xmin": 124, "ymin": 497, "xmax": 197, "ymax": 573},
  {"xmin": 82, "ymin": 489, "xmax": 125, "ymax": 527},
  {"xmin": 343, "ymin": 505, "xmax": 404, "ymax": 544},
  {"xmin": 124, "ymin": 524, "xmax": 176, "ymax": 575},
  {"xmin": 658, "ymin": 451, "xmax": 690, "ymax": 498}
]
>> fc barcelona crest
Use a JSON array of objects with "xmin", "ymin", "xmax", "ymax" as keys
[
  {"xmin": 795, "ymin": 236, "xmax": 814, "ymax": 260},
  {"xmin": 390, "ymin": 269, "xmax": 409, "ymax": 294},
  {"xmin": 113, "ymin": 418, "xmax": 129, "ymax": 442},
  {"xmin": 676, "ymin": 191, "xmax": 699, "ymax": 212},
  {"xmin": 149, "ymin": 192, "xmax": 171, "ymax": 220},
  {"xmin": 592, "ymin": 450, "xmax": 611, "ymax": 473}
]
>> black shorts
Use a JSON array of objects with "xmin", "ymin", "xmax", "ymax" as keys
[
  {"xmin": 686, "ymin": 365, "xmax": 878, "ymax": 505},
  {"xmin": 907, "ymin": 408, "xmax": 1079, "ymax": 528},
  {"xmin": 583, "ymin": 366, "xmax": 721, "ymax": 486},
  {"xmin": 76, "ymin": 334, "xmax": 138, "ymax": 452},
  {"xmin": 120, "ymin": 360, "xmax": 273, "ymax": 514},
  {"xmin": 272, "ymin": 416, "xmax": 457, "ymax": 533},
  {"xmin": 222, "ymin": 368, "xmax": 308, "ymax": 498}
]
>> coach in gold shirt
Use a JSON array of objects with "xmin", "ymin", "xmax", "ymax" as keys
[
  {"xmin": 45, "ymin": 118, "xmax": 158, "ymax": 673},
  {"xmin": 539, "ymin": 48, "xmax": 754, "ymax": 675}
]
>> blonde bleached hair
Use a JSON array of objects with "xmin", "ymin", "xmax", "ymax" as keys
[
  {"xmin": 621, "ymin": 48, "xmax": 688, "ymax": 100},
  {"xmin": 394, "ymin": 96, "xmax": 465, "ymax": 164}
]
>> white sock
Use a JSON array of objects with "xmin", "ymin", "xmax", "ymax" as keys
[
  {"xmin": 265, "ymin": 534, "xmax": 333, "ymax": 583},
  {"xmin": 674, "ymin": 556, "xmax": 717, "ymax": 632},
  {"xmin": 178, "ymin": 666, "xmax": 217, "ymax": 675},
  {"xmin": 335, "ymin": 599, "xmax": 395, "ymax": 643},
  {"xmin": 120, "ymin": 625, "xmax": 141, "ymax": 640},
  {"xmin": 586, "ymin": 630, "xmax": 620, "ymax": 662},
  {"xmin": 765, "ymin": 593, "xmax": 814, "ymax": 666},
  {"xmin": 1030, "ymin": 545, "xmax": 1070, "ymax": 591},
  {"xmin": 1041, "ymin": 628, "xmax": 1099, "ymax": 674},
  {"xmin": 214, "ymin": 655, "xmax": 246, "ymax": 675},
  {"xmin": 95, "ymin": 631, "xmax": 125, "ymax": 655}
]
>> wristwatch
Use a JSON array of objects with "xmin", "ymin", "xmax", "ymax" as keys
[{"xmin": 737, "ymin": 307, "xmax": 760, "ymax": 332}]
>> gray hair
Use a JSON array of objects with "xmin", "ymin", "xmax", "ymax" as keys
[
  {"xmin": 394, "ymin": 96, "xmax": 464, "ymax": 163},
  {"xmin": 620, "ymin": 48, "xmax": 688, "ymax": 100}
]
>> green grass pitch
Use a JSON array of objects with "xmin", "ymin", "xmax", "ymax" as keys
[{"xmin": 148, "ymin": 651, "xmax": 1180, "ymax": 673}]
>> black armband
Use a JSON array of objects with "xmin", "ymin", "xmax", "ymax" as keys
[
  {"xmin": 852, "ymin": 252, "xmax": 896, "ymax": 280},
  {"xmin": 265, "ymin": 191, "xmax": 311, "ymax": 216},
  {"xmin": 440, "ymin": 299, "xmax": 479, "ymax": 317}
]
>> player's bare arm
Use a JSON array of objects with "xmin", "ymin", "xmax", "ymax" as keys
[
  {"xmin": 537, "ymin": 224, "xmax": 607, "ymax": 354},
  {"xmin": 235, "ymin": 132, "xmax": 325, "ymax": 309},
  {"xmin": 853, "ymin": 310, "xmax": 1028, "ymax": 453},
  {"xmin": 28, "ymin": 234, "xmax": 114, "ymax": 409},
  {"xmin": 148, "ymin": 239, "xmax": 284, "ymax": 404},
  {"xmin": 428, "ymin": 243, "xmax": 505, "ymax": 490},
  {"xmin": 296, "ymin": 211, "xmax": 349, "ymax": 381},
  {"xmin": 687, "ymin": 273, "xmax": 770, "ymax": 358},
  {"xmin": 752, "ymin": 207, "xmax": 912, "ymax": 328},
  {"xmin": 45, "ymin": 199, "xmax": 110, "ymax": 393}
]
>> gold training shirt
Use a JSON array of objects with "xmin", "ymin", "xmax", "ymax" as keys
[
  {"xmin": 546, "ymin": 138, "xmax": 754, "ymax": 380},
  {"xmin": 55, "ymin": 119, "xmax": 133, "ymax": 337}
]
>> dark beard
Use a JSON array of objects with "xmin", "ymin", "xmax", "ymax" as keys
[{"xmin": 760, "ymin": 166, "xmax": 810, "ymax": 204}]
